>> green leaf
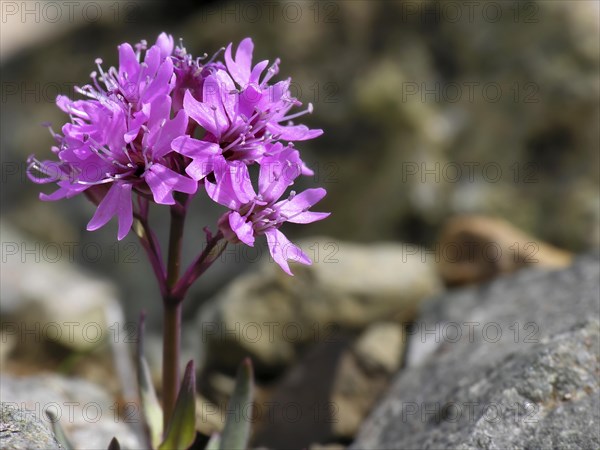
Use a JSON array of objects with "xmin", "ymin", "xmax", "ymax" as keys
[
  {"xmin": 137, "ymin": 311, "xmax": 164, "ymax": 448},
  {"xmin": 205, "ymin": 433, "xmax": 221, "ymax": 450},
  {"xmin": 219, "ymin": 358, "xmax": 254, "ymax": 450},
  {"xmin": 45, "ymin": 409, "xmax": 74, "ymax": 450},
  {"xmin": 107, "ymin": 437, "xmax": 121, "ymax": 450},
  {"xmin": 159, "ymin": 360, "xmax": 197, "ymax": 450}
]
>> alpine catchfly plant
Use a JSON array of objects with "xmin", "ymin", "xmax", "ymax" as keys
[{"xmin": 28, "ymin": 33, "xmax": 329, "ymax": 450}]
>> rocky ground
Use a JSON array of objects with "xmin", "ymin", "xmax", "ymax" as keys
[
  {"xmin": 352, "ymin": 255, "xmax": 600, "ymax": 450},
  {"xmin": 3, "ymin": 216, "xmax": 598, "ymax": 449}
]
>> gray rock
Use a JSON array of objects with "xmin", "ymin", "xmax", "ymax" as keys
[
  {"xmin": 0, "ymin": 222, "xmax": 121, "ymax": 352},
  {"xmin": 0, "ymin": 402, "xmax": 63, "ymax": 449},
  {"xmin": 0, "ymin": 374, "xmax": 143, "ymax": 450},
  {"xmin": 352, "ymin": 322, "xmax": 405, "ymax": 375},
  {"xmin": 0, "ymin": 222, "xmax": 138, "ymax": 404},
  {"xmin": 251, "ymin": 322, "xmax": 405, "ymax": 446},
  {"xmin": 197, "ymin": 238, "xmax": 443, "ymax": 373},
  {"xmin": 331, "ymin": 323, "xmax": 405, "ymax": 439},
  {"xmin": 251, "ymin": 334, "xmax": 353, "ymax": 449},
  {"xmin": 352, "ymin": 255, "xmax": 600, "ymax": 449}
]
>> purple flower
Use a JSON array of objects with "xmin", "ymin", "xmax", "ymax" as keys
[
  {"xmin": 205, "ymin": 145, "xmax": 329, "ymax": 275},
  {"xmin": 170, "ymin": 40, "xmax": 225, "ymax": 113},
  {"xmin": 79, "ymin": 32, "xmax": 175, "ymax": 110},
  {"xmin": 173, "ymin": 38, "xmax": 322, "ymax": 183},
  {"xmin": 224, "ymin": 38, "xmax": 322, "ymax": 142},
  {"xmin": 28, "ymin": 33, "xmax": 330, "ymax": 276},
  {"xmin": 28, "ymin": 35, "xmax": 197, "ymax": 240},
  {"xmin": 224, "ymin": 37, "xmax": 273, "ymax": 89}
]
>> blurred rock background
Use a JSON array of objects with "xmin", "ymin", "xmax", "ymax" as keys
[{"xmin": 1, "ymin": 1, "xmax": 599, "ymax": 449}]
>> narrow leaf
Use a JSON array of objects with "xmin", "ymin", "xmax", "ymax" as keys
[
  {"xmin": 219, "ymin": 358, "xmax": 254, "ymax": 450},
  {"xmin": 205, "ymin": 433, "xmax": 221, "ymax": 450},
  {"xmin": 138, "ymin": 311, "xmax": 164, "ymax": 448},
  {"xmin": 159, "ymin": 360, "xmax": 197, "ymax": 450},
  {"xmin": 107, "ymin": 437, "xmax": 121, "ymax": 450},
  {"xmin": 45, "ymin": 409, "xmax": 74, "ymax": 450}
]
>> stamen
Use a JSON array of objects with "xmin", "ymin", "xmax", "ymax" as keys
[
  {"xmin": 135, "ymin": 40, "xmax": 148, "ymax": 61},
  {"xmin": 261, "ymin": 58, "xmax": 280, "ymax": 87},
  {"xmin": 95, "ymin": 58, "xmax": 118, "ymax": 92},
  {"xmin": 222, "ymin": 135, "xmax": 244, "ymax": 152},
  {"xmin": 87, "ymin": 137, "xmax": 130, "ymax": 170},
  {"xmin": 122, "ymin": 145, "xmax": 134, "ymax": 164},
  {"xmin": 42, "ymin": 122, "xmax": 61, "ymax": 142},
  {"xmin": 279, "ymin": 103, "xmax": 314, "ymax": 122},
  {"xmin": 243, "ymin": 199, "xmax": 258, "ymax": 219},
  {"xmin": 204, "ymin": 47, "xmax": 225, "ymax": 66},
  {"xmin": 75, "ymin": 177, "xmax": 114, "ymax": 185}
]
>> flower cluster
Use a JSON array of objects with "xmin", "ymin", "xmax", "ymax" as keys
[{"xmin": 28, "ymin": 33, "xmax": 328, "ymax": 274}]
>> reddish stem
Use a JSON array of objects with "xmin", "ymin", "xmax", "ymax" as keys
[
  {"xmin": 171, "ymin": 232, "xmax": 226, "ymax": 300},
  {"xmin": 161, "ymin": 195, "xmax": 188, "ymax": 430},
  {"xmin": 161, "ymin": 300, "xmax": 181, "ymax": 432},
  {"xmin": 131, "ymin": 188, "xmax": 226, "ymax": 435},
  {"xmin": 133, "ymin": 199, "xmax": 167, "ymax": 298}
]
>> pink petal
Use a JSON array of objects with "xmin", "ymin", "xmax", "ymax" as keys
[
  {"xmin": 87, "ymin": 183, "xmax": 133, "ymax": 240},
  {"xmin": 172, "ymin": 136, "xmax": 219, "ymax": 157},
  {"xmin": 265, "ymin": 228, "xmax": 311, "ymax": 276},
  {"xmin": 40, "ymin": 182, "xmax": 88, "ymax": 201},
  {"xmin": 145, "ymin": 163, "xmax": 197, "ymax": 205},
  {"xmin": 151, "ymin": 108, "xmax": 188, "ymax": 158},
  {"xmin": 258, "ymin": 147, "xmax": 302, "ymax": 202},
  {"xmin": 225, "ymin": 38, "xmax": 254, "ymax": 86},
  {"xmin": 284, "ymin": 211, "xmax": 330, "ymax": 224},
  {"xmin": 201, "ymin": 73, "xmax": 233, "ymax": 134},
  {"xmin": 238, "ymin": 84, "xmax": 263, "ymax": 117},
  {"xmin": 56, "ymin": 95, "xmax": 75, "ymax": 114},
  {"xmin": 301, "ymin": 161, "xmax": 314, "ymax": 176},
  {"xmin": 172, "ymin": 136, "xmax": 220, "ymax": 180},
  {"xmin": 265, "ymin": 80, "xmax": 291, "ymax": 104},
  {"xmin": 147, "ymin": 96, "xmax": 169, "ymax": 130},
  {"xmin": 235, "ymin": 38, "xmax": 254, "ymax": 73},
  {"xmin": 214, "ymin": 70, "xmax": 237, "ymax": 123},
  {"xmin": 142, "ymin": 57, "xmax": 174, "ymax": 104},
  {"xmin": 205, "ymin": 160, "xmax": 254, "ymax": 209},
  {"xmin": 227, "ymin": 162, "xmax": 255, "ymax": 205},
  {"xmin": 205, "ymin": 176, "xmax": 240, "ymax": 210},
  {"xmin": 125, "ymin": 106, "xmax": 149, "ymax": 143},
  {"xmin": 142, "ymin": 45, "xmax": 161, "ymax": 80},
  {"xmin": 155, "ymin": 32, "xmax": 174, "ymax": 59},
  {"xmin": 267, "ymin": 123, "xmax": 324, "ymax": 141},
  {"xmin": 183, "ymin": 90, "xmax": 223, "ymax": 138},
  {"xmin": 229, "ymin": 211, "xmax": 255, "ymax": 246},
  {"xmin": 118, "ymin": 43, "xmax": 139, "ymax": 80},
  {"xmin": 277, "ymin": 188, "xmax": 327, "ymax": 216},
  {"xmin": 249, "ymin": 60, "xmax": 269, "ymax": 84}
]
